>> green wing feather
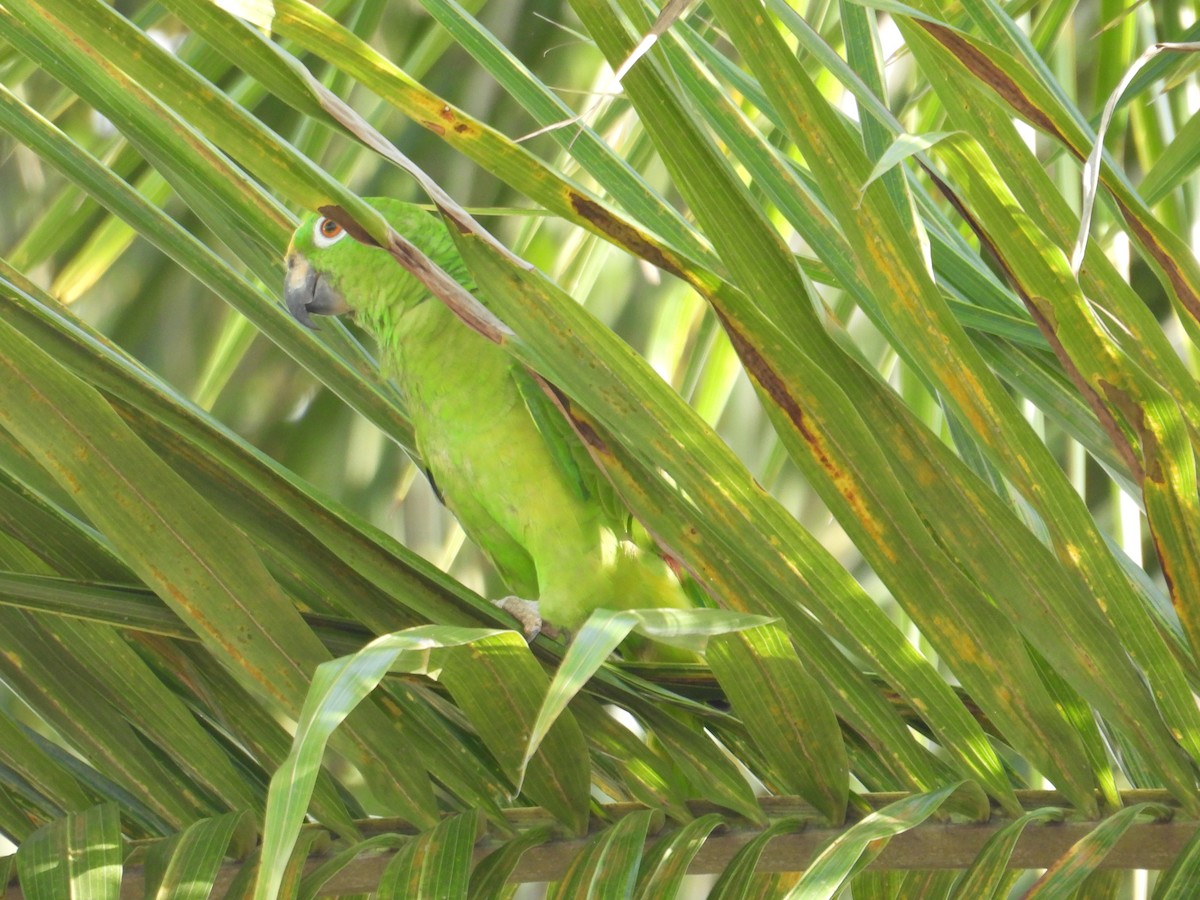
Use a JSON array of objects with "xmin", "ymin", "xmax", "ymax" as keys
[{"xmin": 510, "ymin": 365, "xmax": 629, "ymax": 529}]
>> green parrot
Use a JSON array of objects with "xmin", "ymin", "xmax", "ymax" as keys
[{"xmin": 284, "ymin": 198, "xmax": 694, "ymax": 656}]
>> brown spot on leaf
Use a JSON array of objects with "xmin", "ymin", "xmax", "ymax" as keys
[
  {"xmin": 384, "ymin": 234, "xmax": 423, "ymax": 268},
  {"xmin": 922, "ymin": 164, "xmax": 1024, "ymax": 290},
  {"xmin": 433, "ymin": 201, "xmax": 473, "ymax": 235},
  {"xmin": 421, "ymin": 121, "xmax": 446, "ymax": 136},
  {"xmin": 568, "ymin": 193, "xmax": 685, "ymax": 279},
  {"xmin": 52, "ymin": 457, "xmax": 82, "ymax": 494},
  {"xmin": 568, "ymin": 414, "xmax": 607, "ymax": 453},
  {"xmin": 720, "ymin": 311, "xmax": 816, "ymax": 446},
  {"xmin": 542, "ymin": 380, "xmax": 609, "ymax": 454},
  {"xmin": 716, "ymin": 309, "xmax": 876, "ymax": 537},
  {"xmin": 1100, "ymin": 378, "xmax": 1156, "ymax": 481},
  {"xmin": 922, "ymin": 165, "xmax": 1146, "ymax": 480},
  {"xmin": 919, "ymin": 21, "xmax": 1066, "ymax": 143},
  {"xmin": 1158, "ymin": 545, "xmax": 1178, "ymax": 604},
  {"xmin": 1117, "ymin": 200, "xmax": 1200, "ymax": 324}
]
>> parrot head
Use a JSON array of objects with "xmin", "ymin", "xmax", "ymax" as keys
[
  {"xmin": 284, "ymin": 197, "xmax": 459, "ymax": 330},
  {"xmin": 283, "ymin": 213, "xmax": 354, "ymax": 329}
]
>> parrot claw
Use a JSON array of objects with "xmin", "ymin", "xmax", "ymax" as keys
[{"xmin": 494, "ymin": 596, "xmax": 561, "ymax": 643}]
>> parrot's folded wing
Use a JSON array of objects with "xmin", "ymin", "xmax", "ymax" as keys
[{"xmin": 511, "ymin": 365, "xmax": 629, "ymax": 528}]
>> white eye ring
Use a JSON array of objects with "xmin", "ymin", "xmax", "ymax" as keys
[{"xmin": 313, "ymin": 217, "xmax": 348, "ymax": 248}]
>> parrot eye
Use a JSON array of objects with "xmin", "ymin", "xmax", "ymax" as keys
[{"xmin": 313, "ymin": 217, "xmax": 347, "ymax": 248}]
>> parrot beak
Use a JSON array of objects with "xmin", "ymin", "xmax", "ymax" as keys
[{"xmin": 284, "ymin": 253, "xmax": 349, "ymax": 330}]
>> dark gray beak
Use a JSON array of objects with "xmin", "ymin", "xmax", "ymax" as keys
[{"xmin": 284, "ymin": 253, "xmax": 349, "ymax": 329}]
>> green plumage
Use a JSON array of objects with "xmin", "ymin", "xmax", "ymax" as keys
[{"xmin": 285, "ymin": 199, "xmax": 692, "ymax": 652}]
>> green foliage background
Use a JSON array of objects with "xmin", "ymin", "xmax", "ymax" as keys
[{"xmin": 2, "ymin": 0, "xmax": 1200, "ymax": 896}]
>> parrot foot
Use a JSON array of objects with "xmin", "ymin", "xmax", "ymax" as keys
[{"xmin": 493, "ymin": 596, "xmax": 561, "ymax": 643}]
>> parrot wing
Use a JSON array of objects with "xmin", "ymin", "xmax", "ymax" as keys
[{"xmin": 510, "ymin": 364, "xmax": 630, "ymax": 531}]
